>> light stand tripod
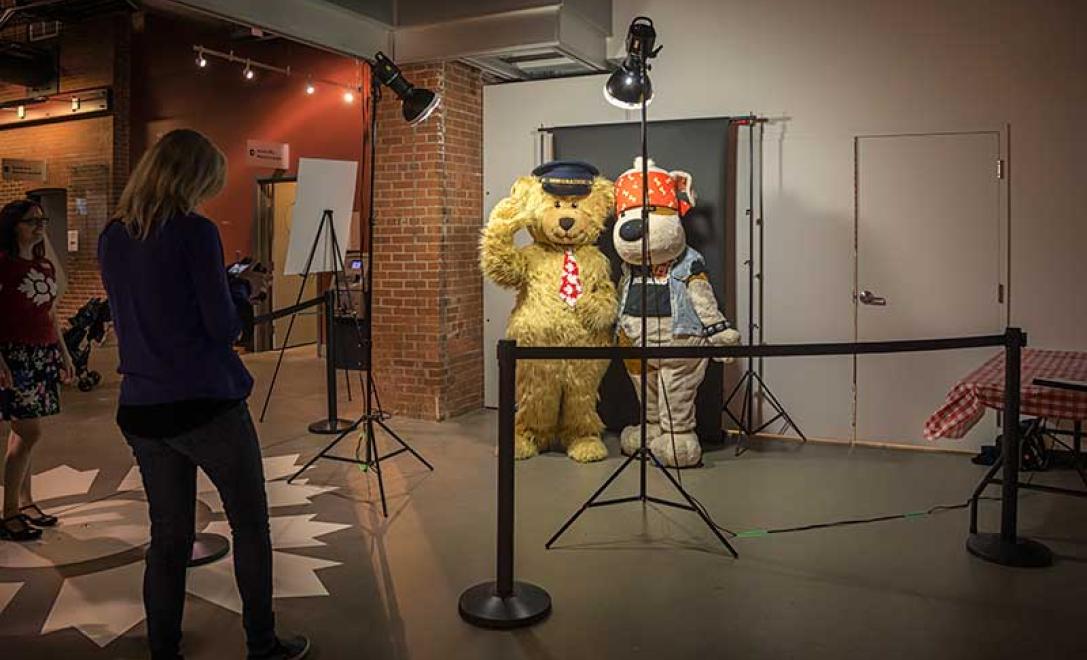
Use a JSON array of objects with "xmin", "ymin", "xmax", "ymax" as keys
[
  {"xmin": 258, "ymin": 208, "xmax": 357, "ymax": 434},
  {"xmin": 286, "ymin": 74, "xmax": 433, "ymax": 517},
  {"xmin": 545, "ymin": 25, "xmax": 736, "ymax": 557},
  {"xmin": 723, "ymin": 118, "xmax": 806, "ymax": 455}
]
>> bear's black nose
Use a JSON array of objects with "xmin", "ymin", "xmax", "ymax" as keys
[
  {"xmin": 559, "ymin": 217, "xmax": 575, "ymax": 231},
  {"xmin": 619, "ymin": 219, "xmax": 644, "ymax": 241}
]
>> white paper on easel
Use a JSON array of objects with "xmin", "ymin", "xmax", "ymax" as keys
[{"xmin": 283, "ymin": 158, "xmax": 359, "ymax": 276}]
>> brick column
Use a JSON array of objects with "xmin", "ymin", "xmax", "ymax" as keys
[{"xmin": 371, "ymin": 61, "xmax": 484, "ymax": 420}]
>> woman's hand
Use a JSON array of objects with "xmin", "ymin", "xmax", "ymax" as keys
[
  {"xmin": 238, "ymin": 263, "xmax": 271, "ymax": 303},
  {"xmin": 0, "ymin": 355, "xmax": 12, "ymax": 390}
]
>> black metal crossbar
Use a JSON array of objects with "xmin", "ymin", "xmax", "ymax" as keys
[{"xmin": 511, "ymin": 333, "xmax": 1007, "ymax": 361}]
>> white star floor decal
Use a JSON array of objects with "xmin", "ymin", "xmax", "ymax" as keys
[
  {"xmin": 3, "ymin": 453, "xmax": 347, "ymax": 649},
  {"xmin": 41, "ymin": 561, "xmax": 147, "ymax": 647},
  {"xmin": 186, "ymin": 550, "xmax": 342, "ymax": 616},
  {"xmin": 0, "ymin": 583, "xmax": 23, "ymax": 615}
]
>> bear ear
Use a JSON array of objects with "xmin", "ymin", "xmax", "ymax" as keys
[
  {"xmin": 671, "ymin": 170, "xmax": 697, "ymax": 211},
  {"xmin": 509, "ymin": 175, "xmax": 537, "ymax": 202},
  {"xmin": 591, "ymin": 175, "xmax": 615, "ymax": 207}
]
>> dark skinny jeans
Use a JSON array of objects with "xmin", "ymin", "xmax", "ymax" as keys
[{"xmin": 124, "ymin": 402, "xmax": 275, "ymax": 659}]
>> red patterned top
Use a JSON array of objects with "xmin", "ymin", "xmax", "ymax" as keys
[{"xmin": 0, "ymin": 252, "xmax": 58, "ymax": 345}]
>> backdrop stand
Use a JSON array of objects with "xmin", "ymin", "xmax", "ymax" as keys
[{"xmin": 724, "ymin": 118, "xmax": 807, "ymax": 455}]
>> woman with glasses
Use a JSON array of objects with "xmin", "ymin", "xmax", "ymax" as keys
[{"xmin": 0, "ymin": 199, "xmax": 75, "ymax": 542}]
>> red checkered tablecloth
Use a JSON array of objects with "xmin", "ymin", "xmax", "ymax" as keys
[{"xmin": 924, "ymin": 349, "xmax": 1087, "ymax": 440}]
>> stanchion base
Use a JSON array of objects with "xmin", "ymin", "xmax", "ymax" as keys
[
  {"xmin": 189, "ymin": 532, "xmax": 230, "ymax": 567},
  {"xmin": 966, "ymin": 533, "xmax": 1053, "ymax": 568},
  {"xmin": 308, "ymin": 418, "xmax": 358, "ymax": 435},
  {"xmin": 458, "ymin": 581, "xmax": 551, "ymax": 629}
]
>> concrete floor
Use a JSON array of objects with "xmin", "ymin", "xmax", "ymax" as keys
[{"xmin": 3, "ymin": 347, "xmax": 1087, "ymax": 659}]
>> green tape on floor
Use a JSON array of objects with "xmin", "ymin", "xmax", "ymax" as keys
[{"xmin": 735, "ymin": 529, "xmax": 769, "ymax": 538}]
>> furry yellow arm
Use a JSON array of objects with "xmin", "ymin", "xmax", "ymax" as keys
[
  {"xmin": 480, "ymin": 177, "xmax": 533, "ymax": 289},
  {"xmin": 574, "ymin": 250, "xmax": 618, "ymax": 333}
]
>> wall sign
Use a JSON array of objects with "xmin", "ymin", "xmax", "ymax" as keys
[
  {"xmin": 1, "ymin": 158, "xmax": 47, "ymax": 182},
  {"xmin": 246, "ymin": 139, "xmax": 290, "ymax": 169}
]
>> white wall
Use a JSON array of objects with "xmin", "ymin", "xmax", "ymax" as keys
[{"xmin": 483, "ymin": 0, "xmax": 1087, "ymax": 445}]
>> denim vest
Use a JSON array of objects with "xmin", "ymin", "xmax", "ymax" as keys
[{"xmin": 617, "ymin": 246, "xmax": 705, "ymax": 338}]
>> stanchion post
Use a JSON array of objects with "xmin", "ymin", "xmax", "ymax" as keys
[
  {"xmin": 459, "ymin": 340, "xmax": 552, "ymax": 628},
  {"xmin": 999, "ymin": 327, "xmax": 1022, "ymax": 543},
  {"xmin": 307, "ymin": 287, "xmax": 354, "ymax": 433},
  {"xmin": 496, "ymin": 338, "xmax": 516, "ymax": 594},
  {"xmin": 324, "ymin": 287, "xmax": 338, "ymax": 428},
  {"xmin": 965, "ymin": 326, "xmax": 1053, "ymax": 567}
]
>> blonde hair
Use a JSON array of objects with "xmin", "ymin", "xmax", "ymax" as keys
[{"xmin": 116, "ymin": 129, "xmax": 227, "ymax": 240}]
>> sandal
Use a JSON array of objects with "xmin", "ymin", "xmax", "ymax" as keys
[
  {"xmin": 21, "ymin": 504, "xmax": 58, "ymax": 527},
  {"xmin": 1, "ymin": 514, "xmax": 43, "ymax": 542}
]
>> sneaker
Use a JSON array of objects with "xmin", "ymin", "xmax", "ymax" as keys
[{"xmin": 250, "ymin": 635, "xmax": 311, "ymax": 660}]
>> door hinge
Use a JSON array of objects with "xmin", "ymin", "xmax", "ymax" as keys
[
  {"xmin": 996, "ymin": 159, "xmax": 1005, "ymax": 180},
  {"xmin": 998, "ymin": 283, "xmax": 1005, "ymax": 303}
]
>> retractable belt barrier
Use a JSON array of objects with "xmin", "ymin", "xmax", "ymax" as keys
[{"xmin": 458, "ymin": 327, "xmax": 1042, "ymax": 630}]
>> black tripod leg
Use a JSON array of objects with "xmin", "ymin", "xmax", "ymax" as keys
[
  {"xmin": 376, "ymin": 418, "xmax": 433, "ymax": 471},
  {"xmin": 645, "ymin": 450, "xmax": 738, "ymax": 557},
  {"xmin": 367, "ymin": 418, "xmax": 388, "ymax": 517},
  {"xmin": 546, "ymin": 451, "xmax": 640, "ymax": 549},
  {"xmin": 287, "ymin": 425, "xmax": 355, "ymax": 484},
  {"xmin": 752, "ymin": 372, "xmax": 808, "ymax": 442},
  {"xmin": 726, "ymin": 374, "xmax": 752, "ymax": 445},
  {"xmin": 736, "ymin": 373, "xmax": 755, "ymax": 456}
]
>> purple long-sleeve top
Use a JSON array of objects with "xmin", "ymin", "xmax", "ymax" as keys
[{"xmin": 98, "ymin": 213, "xmax": 254, "ymax": 405}]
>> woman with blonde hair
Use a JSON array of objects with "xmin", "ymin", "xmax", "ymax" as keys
[{"xmin": 100, "ymin": 129, "xmax": 308, "ymax": 660}]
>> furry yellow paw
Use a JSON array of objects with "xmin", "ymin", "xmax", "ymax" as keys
[
  {"xmin": 565, "ymin": 436, "xmax": 608, "ymax": 463},
  {"xmin": 514, "ymin": 435, "xmax": 541, "ymax": 460}
]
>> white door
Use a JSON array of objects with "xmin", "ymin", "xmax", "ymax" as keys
[{"xmin": 855, "ymin": 132, "xmax": 1006, "ymax": 450}]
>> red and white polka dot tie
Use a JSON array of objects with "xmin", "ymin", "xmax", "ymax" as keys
[{"xmin": 559, "ymin": 250, "xmax": 583, "ymax": 307}]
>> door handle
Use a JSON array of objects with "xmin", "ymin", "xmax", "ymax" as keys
[{"xmin": 857, "ymin": 289, "xmax": 887, "ymax": 306}]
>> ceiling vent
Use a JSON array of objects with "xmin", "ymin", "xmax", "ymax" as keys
[{"xmin": 394, "ymin": 2, "xmax": 611, "ymax": 81}]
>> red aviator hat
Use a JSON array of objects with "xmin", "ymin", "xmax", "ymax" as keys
[{"xmin": 614, "ymin": 157, "xmax": 696, "ymax": 218}]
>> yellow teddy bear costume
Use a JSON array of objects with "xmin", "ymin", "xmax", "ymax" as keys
[{"xmin": 480, "ymin": 161, "xmax": 617, "ymax": 463}]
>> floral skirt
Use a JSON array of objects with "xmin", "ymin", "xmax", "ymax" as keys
[{"xmin": 0, "ymin": 342, "xmax": 62, "ymax": 421}]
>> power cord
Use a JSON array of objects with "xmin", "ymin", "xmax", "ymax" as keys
[{"xmin": 732, "ymin": 496, "xmax": 1004, "ymax": 538}]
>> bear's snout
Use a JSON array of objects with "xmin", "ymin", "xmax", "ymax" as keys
[
  {"xmin": 559, "ymin": 217, "xmax": 576, "ymax": 231},
  {"xmin": 618, "ymin": 218, "xmax": 644, "ymax": 242}
]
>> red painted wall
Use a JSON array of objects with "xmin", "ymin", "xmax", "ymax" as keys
[{"xmin": 130, "ymin": 14, "xmax": 368, "ymax": 258}]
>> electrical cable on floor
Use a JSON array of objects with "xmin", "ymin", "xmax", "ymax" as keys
[{"xmin": 731, "ymin": 496, "xmax": 1005, "ymax": 538}]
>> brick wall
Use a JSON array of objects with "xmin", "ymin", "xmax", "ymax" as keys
[
  {"xmin": 0, "ymin": 13, "xmax": 128, "ymax": 321},
  {"xmin": 371, "ymin": 61, "xmax": 484, "ymax": 420}
]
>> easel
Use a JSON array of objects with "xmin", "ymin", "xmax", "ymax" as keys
[{"xmin": 258, "ymin": 209, "xmax": 356, "ymax": 434}]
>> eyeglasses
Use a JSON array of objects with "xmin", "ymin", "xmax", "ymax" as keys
[{"xmin": 19, "ymin": 217, "xmax": 49, "ymax": 228}]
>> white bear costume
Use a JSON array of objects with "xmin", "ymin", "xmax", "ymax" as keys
[{"xmin": 613, "ymin": 158, "xmax": 741, "ymax": 468}]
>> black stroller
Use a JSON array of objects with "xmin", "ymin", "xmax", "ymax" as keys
[{"xmin": 63, "ymin": 298, "xmax": 111, "ymax": 392}]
